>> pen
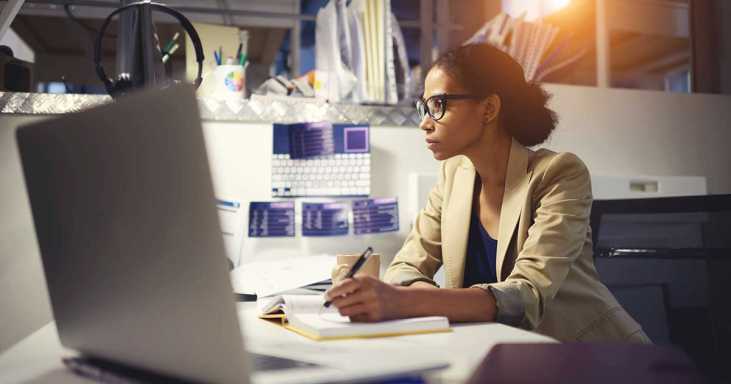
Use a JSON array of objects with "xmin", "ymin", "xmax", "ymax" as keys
[
  {"xmin": 163, "ymin": 32, "xmax": 180, "ymax": 53},
  {"xmin": 162, "ymin": 43, "xmax": 179, "ymax": 64},
  {"xmin": 235, "ymin": 43, "xmax": 243, "ymax": 63},
  {"xmin": 323, "ymin": 246, "xmax": 373, "ymax": 308}
]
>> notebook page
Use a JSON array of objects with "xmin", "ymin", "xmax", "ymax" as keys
[{"xmin": 282, "ymin": 294, "xmax": 339, "ymax": 316}]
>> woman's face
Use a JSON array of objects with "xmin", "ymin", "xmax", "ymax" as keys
[{"xmin": 419, "ymin": 67, "xmax": 487, "ymax": 161}]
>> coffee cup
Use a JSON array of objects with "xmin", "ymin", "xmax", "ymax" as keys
[{"xmin": 331, "ymin": 253, "xmax": 381, "ymax": 284}]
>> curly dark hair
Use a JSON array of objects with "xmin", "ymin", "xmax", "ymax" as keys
[{"xmin": 430, "ymin": 43, "xmax": 557, "ymax": 147}]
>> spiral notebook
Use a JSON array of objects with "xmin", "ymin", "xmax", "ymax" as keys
[{"xmin": 258, "ymin": 295, "xmax": 451, "ymax": 341}]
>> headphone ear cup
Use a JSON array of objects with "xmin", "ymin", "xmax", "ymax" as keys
[{"xmin": 108, "ymin": 73, "xmax": 133, "ymax": 98}]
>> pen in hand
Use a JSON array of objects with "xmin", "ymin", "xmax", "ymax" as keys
[{"xmin": 323, "ymin": 246, "xmax": 373, "ymax": 308}]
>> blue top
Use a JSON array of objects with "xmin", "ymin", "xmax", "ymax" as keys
[{"xmin": 462, "ymin": 210, "xmax": 498, "ymax": 287}]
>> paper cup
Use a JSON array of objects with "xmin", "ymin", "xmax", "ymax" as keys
[{"xmin": 331, "ymin": 253, "xmax": 381, "ymax": 284}]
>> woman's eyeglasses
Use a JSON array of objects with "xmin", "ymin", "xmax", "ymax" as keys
[{"xmin": 415, "ymin": 94, "xmax": 483, "ymax": 122}]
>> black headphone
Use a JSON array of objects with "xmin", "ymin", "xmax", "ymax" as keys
[{"xmin": 94, "ymin": 1, "xmax": 205, "ymax": 98}]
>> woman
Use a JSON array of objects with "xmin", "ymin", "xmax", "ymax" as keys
[{"xmin": 325, "ymin": 43, "xmax": 650, "ymax": 343}]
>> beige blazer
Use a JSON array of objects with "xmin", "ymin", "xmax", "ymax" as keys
[{"xmin": 384, "ymin": 139, "xmax": 649, "ymax": 342}]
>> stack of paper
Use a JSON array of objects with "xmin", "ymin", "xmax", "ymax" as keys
[
  {"xmin": 464, "ymin": 13, "xmax": 561, "ymax": 82},
  {"xmin": 230, "ymin": 255, "xmax": 335, "ymax": 298},
  {"xmin": 464, "ymin": 13, "xmax": 514, "ymax": 51},
  {"xmin": 358, "ymin": 0, "xmax": 389, "ymax": 103},
  {"xmin": 316, "ymin": 0, "xmax": 401, "ymax": 104},
  {"xmin": 510, "ymin": 19, "xmax": 560, "ymax": 82}
]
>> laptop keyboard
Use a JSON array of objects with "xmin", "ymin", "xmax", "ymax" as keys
[{"xmin": 250, "ymin": 352, "xmax": 320, "ymax": 371}]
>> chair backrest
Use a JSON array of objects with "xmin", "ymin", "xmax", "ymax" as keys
[{"xmin": 590, "ymin": 194, "xmax": 731, "ymax": 382}]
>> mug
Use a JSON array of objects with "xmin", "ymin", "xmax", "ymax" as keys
[{"xmin": 331, "ymin": 253, "xmax": 381, "ymax": 285}]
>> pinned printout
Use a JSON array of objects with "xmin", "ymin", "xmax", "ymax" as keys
[
  {"xmin": 216, "ymin": 199, "xmax": 244, "ymax": 265},
  {"xmin": 288, "ymin": 122, "xmax": 335, "ymax": 159},
  {"xmin": 248, "ymin": 201, "xmax": 295, "ymax": 237},
  {"xmin": 302, "ymin": 202, "xmax": 349, "ymax": 236},
  {"xmin": 271, "ymin": 123, "xmax": 371, "ymax": 197},
  {"xmin": 352, "ymin": 197, "xmax": 399, "ymax": 235}
]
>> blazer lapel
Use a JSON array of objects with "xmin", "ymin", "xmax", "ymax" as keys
[
  {"xmin": 443, "ymin": 157, "xmax": 475, "ymax": 288},
  {"xmin": 496, "ymin": 139, "xmax": 533, "ymax": 280}
]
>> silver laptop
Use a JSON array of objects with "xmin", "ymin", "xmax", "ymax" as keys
[{"xmin": 16, "ymin": 86, "xmax": 445, "ymax": 384}]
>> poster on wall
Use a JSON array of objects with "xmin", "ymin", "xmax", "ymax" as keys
[
  {"xmin": 302, "ymin": 202, "xmax": 350, "ymax": 236},
  {"xmin": 352, "ymin": 198, "xmax": 399, "ymax": 235},
  {"xmin": 248, "ymin": 201, "xmax": 295, "ymax": 237}
]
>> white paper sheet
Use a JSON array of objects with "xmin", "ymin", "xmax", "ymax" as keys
[
  {"xmin": 216, "ymin": 199, "xmax": 244, "ymax": 266},
  {"xmin": 230, "ymin": 254, "xmax": 336, "ymax": 297}
]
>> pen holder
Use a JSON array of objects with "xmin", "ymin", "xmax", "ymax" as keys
[
  {"xmin": 331, "ymin": 253, "xmax": 381, "ymax": 285},
  {"xmin": 212, "ymin": 64, "xmax": 246, "ymax": 99}
]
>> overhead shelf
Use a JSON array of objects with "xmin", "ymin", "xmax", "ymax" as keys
[{"xmin": 0, "ymin": 91, "xmax": 422, "ymax": 127}]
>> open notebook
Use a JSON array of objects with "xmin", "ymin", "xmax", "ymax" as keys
[{"xmin": 258, "ymin": 295, "xmax": 451, "ymax": 341}]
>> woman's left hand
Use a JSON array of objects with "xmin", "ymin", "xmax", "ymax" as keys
[{"xmin": 325, "ymin": 276, "xmax": 405, "ymax": 322}]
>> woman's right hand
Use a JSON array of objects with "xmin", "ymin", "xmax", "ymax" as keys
[{"xmin": 325, "ymin": 276, "xmax": 406, "ymax": 322}]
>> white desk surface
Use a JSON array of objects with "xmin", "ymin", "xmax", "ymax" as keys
[{"xmin": 0, "ymin": 302, "xmax": 556, "ymax": 384}]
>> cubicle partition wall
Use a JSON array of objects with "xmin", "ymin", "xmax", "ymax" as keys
[
  {"xmin": 3, "ymin": 84, "xmax": 731, "ymax": 355},
  {"xmin": 201, "ymin": 120, "xmax": 437, "ymax": 268},
  {"xmin": 542, "ymin": 84, "xmax": 731, "ymax": 194}
]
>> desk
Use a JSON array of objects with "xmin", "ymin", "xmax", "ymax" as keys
[{"xmin": 0, "ymin": 303, "xmax": 556, "ymax": 384}]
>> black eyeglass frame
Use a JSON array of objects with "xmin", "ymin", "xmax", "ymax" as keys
[{"xmin": 416, "ymin": 93, "xmax": 484, "ymax": 121}]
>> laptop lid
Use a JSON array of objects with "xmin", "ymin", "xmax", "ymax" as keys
[{"xmin": 16, "ymin": 86, "xmax": 250, "ymax": 384}]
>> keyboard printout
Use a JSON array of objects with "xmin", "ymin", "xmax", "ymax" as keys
[{"xmin": 272, "ymin": 123, "xmax": 370, "ymax": 197}]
